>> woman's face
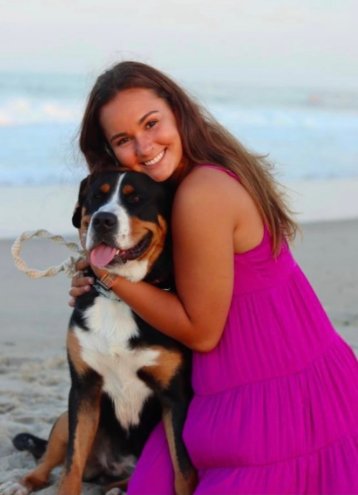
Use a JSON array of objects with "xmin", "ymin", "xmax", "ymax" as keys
[{"xmin": 99, "ymin": 88, "xmax": 186, "ymax": 182}]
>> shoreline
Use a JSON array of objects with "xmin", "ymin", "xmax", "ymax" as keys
[{"xmin": 1, "ymin": 177, "xmax": 358, "ymax": 240}]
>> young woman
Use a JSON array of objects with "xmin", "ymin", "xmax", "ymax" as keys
[{"xmin": 69, "ymin": 61, "xmax": 358, "ymax": 494}]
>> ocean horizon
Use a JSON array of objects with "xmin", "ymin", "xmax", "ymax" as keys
[{"xmin": 1, "ymin": 71, "xmax": 358, "ymax": 186}]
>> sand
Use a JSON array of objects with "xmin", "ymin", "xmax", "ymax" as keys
[{"xmin": 0, "ymin": 213, "xmax": 358, "ymax": 493}]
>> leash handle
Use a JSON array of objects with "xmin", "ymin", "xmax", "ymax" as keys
[{"xmin": 11, "ymin": 229, "xmax": 85, "ymax": 279}]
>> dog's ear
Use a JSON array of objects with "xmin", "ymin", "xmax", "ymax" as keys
[{"xmin": 72, "ymin": 176, "xmax": 90, "ymax": 229}]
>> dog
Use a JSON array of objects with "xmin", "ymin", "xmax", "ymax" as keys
[{"xmin": 7, "ymin": 170, "xmax": 197, "ymax": 495}]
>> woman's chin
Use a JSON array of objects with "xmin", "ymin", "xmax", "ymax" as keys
[{"xmin": 144, "ymin": 162, "xmax": 177, "ymax": 182}]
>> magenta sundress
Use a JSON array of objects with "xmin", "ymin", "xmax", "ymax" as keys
[{"xmin": 127, "ymin": 165, "xmax": 358, "ymax": 494}]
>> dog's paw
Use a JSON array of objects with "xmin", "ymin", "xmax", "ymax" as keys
[{"xmin": 0, "ymin": 482, "xmax": 30, "ymax": 495}]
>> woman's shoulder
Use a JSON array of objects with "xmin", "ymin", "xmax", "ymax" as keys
[
  {"xmin": 173, "ymin": 164, "xmax": 265, "ymax": 252},
  {"xmin": 171, "ymin": 166, "xmax": 236, "ymax": 226},
  {"xmin": 174, "ymin": 164, "xmax": 253, "ymax": 214},
  {"xmin": 177, "ymin": 164, "xmax": 237, "ymax": 195}
]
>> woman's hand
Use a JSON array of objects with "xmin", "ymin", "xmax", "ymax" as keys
[{"xmin": 68, "ymin": 258, "xmax": 94, "ymax": 307}]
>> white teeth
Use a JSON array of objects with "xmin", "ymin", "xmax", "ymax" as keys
[{"xmin": 143, "ymin": 150, "xmax": 165, "ymax": 166}]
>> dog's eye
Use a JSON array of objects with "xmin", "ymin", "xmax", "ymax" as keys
[
  {"xmin": 127, "ymin": 194, "xmax": 143, "ymax": 203},
  {"xmin": 93, "ymin": 193, "xmax": 102, "ymax": 200}
]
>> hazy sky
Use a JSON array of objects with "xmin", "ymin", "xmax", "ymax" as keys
[{"xmin": 0, "ymin": 0, "xmax": 357, "ymax": 90}]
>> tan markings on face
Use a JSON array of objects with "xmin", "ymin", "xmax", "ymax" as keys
[
  {"xmin": 78, "ymin": 207, "xmax": 91, "ymax": 256},
  {"xmin": 142, "ymin": 346, "xmax": 182, "ymax": 388},
  {"xmin": 21, "ymin": 412, "xmax": 69, "ymax": 491},
  {"xmin": 67, "ymin": 331, "xmax": 90, "ymax": 376},
  {"xmin": 162, "ymin": 410, "xmax": 198, "ymax": 495},
  {"xmin": 128, "ymin": 214, "xmax": 167, "ymax": 269},
  {"xmin": 80, "ymin": 207, "xmax": 91, "ymax": 230},
  {"xmin": 123, "ymin": 184, "xmax": 134, "ymax": 195},
  {"xmin": 100, "ymin": 183, "xmax": 111, "ymax": 193}
]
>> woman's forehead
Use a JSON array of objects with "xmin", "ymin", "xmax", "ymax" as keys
[{"xmin": 100, "ymin": 88, "xmax": 167, "ymax": 124}]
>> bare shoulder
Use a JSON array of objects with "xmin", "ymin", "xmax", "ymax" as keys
[
  {"xmin": 176, "ymin": 164, "xmax": 242, "ymax": 193},
  {"xmin": 173, "ymin": 165, "xmax": 257, "ymax": 222},
  {"xmin": 173, "ymin": 165, "xmax": 264, "ymax": 253}
]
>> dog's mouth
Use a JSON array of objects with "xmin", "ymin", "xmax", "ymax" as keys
[{"xmin": 90, "ymin": 231, "xmax": 153, "ymax": 267}]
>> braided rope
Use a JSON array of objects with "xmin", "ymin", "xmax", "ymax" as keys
[{"xmin": 11, "ymin": 229, "xmax": 85, "ymax": 279}]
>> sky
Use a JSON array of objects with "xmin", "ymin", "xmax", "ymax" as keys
[{"xmin": 0, "ymin": 0, "xmax": 357, "ymax": 90}]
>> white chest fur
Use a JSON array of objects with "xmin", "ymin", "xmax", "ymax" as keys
[{"xmin": 74, "ymin": 296, "xmax": 159, "ymax": 430}]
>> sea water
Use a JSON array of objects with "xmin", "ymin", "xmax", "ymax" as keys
[{"xmin": 0, "ymin": 71, "xmax": 357, "ymax": 186}]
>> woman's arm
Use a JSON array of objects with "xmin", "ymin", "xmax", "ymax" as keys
[{"xmin": 92, "ymin": 168, "xmax": 237, "ymax": 352}]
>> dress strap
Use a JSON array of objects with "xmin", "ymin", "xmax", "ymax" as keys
[{"xmin": 196, "ymin": 164, "xmax": 240, "ymax": 181}]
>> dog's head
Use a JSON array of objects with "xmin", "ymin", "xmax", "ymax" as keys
[{"xmin": 73, "ymin": 171, "xmax": 173, "ymax": 282}]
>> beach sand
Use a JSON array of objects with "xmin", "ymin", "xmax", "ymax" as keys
[{"xmin": 0, "ymin": 189, "xmax": 357, "ymax": 492}]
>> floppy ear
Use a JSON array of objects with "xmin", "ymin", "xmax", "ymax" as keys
[{"xmin": 72, "ymin": 176, "xmax": 90, "ymax": 229}]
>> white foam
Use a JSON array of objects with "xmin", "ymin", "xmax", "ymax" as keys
[{"xmin": 0, "ymin": 97, "xmax": 81, "ymax": 127}]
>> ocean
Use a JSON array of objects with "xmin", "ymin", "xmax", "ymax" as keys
[{"xmin": 0, "ymin": 71, "xmax": 357, "ymax": 186}]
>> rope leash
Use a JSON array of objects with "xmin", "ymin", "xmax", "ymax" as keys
[{"xmin": 11, "ymin": 229, "xmax": 85, "ymax": 279}]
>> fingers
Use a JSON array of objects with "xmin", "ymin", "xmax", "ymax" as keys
[
  {"xmin": 71, "ymin": 276, "xmax": 94, "ymax": 289},
  {"xmin": 68, "ymin": 285, "xmax": 91, "ymax": 307},
  {"xmin": 75, "ymin": 258, "xmax": 90, "ymax": 272},
  {"xmin": 69, "ymin": 285, "xmax": 92, "ymax": 297},
  {"xmin": 69, "ymin": 270, "xmax": 94, "ymax": 307}
]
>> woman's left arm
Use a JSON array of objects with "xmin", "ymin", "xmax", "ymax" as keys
[{"xmin": 93, "ymin": 170, "xmax": 237, "ymax": 352}]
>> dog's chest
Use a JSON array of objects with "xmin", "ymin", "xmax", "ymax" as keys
[{"xmin": 74, "ymin": 297, "xmax": 159, "ymax": 430}]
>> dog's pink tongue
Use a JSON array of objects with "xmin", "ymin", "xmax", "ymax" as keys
[{"xmin": 90, "ymin": 244, "xmax": 116, "ymax": 267}]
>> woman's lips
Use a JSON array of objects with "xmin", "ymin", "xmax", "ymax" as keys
[{"xmin": 142, "ymin": 148, "xmax": 166, "ymax": 167}]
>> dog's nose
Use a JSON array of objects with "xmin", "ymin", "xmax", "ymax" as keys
[{"xmin": 92, "ymin": 212, "xmax": 118, "ymax": 231}]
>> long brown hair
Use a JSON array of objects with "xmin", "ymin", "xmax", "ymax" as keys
[{"xmin": 79, "ymin": 61, "xmax": 298, "ymax": 254}]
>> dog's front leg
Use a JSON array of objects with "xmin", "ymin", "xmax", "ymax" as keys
[
  {"xmin": 161, "ymin": 397, "xmax": 198, "ymax": 495},
  {"xmin": 58, "ymin": 366, "xmax": 103, "ymax": 495},
  {"xmin": 21, "ymin": 412, "xmax": 69, "ymax": 493}
]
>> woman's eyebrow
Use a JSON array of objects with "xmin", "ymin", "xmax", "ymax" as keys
[
  {"xmin": 139, "ymin": 110, "xmax": 159, "ymax": 124},
  {"xmin": 109, "ymin": 110, "xmax": 159, "ymax": 143}
]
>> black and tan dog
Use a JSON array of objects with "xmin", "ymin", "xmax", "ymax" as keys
[{"xmin": 8, "ymin": 171, "xmax": 196, "ymax": 495}]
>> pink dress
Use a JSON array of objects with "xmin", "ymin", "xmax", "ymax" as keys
[{"xmin": 128, "ymin": 165, "xmax": 358, "ymax": 495}]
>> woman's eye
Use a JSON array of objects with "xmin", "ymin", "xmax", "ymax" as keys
[
  {"xmin": 117, "ymin": 137, "xmax": 131, "ymax": 146},
  {"xmin": 146, "ymin": 120, "xmax": 157, "ymax": 129}
]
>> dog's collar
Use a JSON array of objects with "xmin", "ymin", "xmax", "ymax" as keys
[{"xmin": 93, "ymin": 279, "xmax": 122, "ymax": 302}]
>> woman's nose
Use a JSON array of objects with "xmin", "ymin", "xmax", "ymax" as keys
[{"xmin": 135, "ymin": 136, "xmax": 153, "ymax": 158}]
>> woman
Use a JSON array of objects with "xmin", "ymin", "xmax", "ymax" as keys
[{"xmin": 70, "ymin": 61, "xmax": 358, "ymax": 494}]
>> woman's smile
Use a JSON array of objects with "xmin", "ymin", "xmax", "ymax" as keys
[{"xmin": 142, "ymin": 148, "xmax": 166, "ymax": 167}]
